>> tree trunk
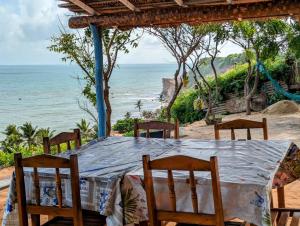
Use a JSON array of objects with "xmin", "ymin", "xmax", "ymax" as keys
[
  {"xmin": 210, "ymin": 58, "xmax": 219, "ymax": 98},
  {"xmin": 244, "ymin": 60, "xmax": 252, "ymax": 115},
  {"xmin": 245, "ymin": 96, "xmax": 252, "ymax": 115},
  {"xmin": 166, "ymin": 80, "xmax": 183, "ymax": 122},
  {"xmin": 104, "ymin": 80, "xmax": 112, "ymax": 136},
  {"xmin": 205, "ymin": 91, "xmax": 213, "ymax": 120},
  {"xmin": 245, "ymin": 54, "xmax": 260, "ymax": 115}
]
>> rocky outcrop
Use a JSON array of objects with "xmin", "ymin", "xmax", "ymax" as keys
[{"xmin": 161, "ymin": 78, "xmax": 175, "ymax": 102}]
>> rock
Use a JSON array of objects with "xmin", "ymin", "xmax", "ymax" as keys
[
  {"xmin": 225, "ymin": 97, "xmax": 246, "ymax": 113},
  {"xmin": 262, "ymin": 100, "xmax": 300, "ymax": 115},
  {"xmin": 161, "ymin": 78, "xmax": 175, "ymax": 102}
]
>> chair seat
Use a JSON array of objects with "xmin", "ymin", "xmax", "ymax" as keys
[{"xmin": 42, "ymin": 210, "xmax": 106, "ymax": 226}]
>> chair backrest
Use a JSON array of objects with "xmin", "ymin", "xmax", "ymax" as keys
[
  {"xmin": 143, "ymin": 155, "xmax": 224, "ymax": 226},
  {"xmin": 14, "ymin": 153, "xmax": 83, "ymax": 226},
  {"xmin": 43, "ymin": 129, "xmax": 81, "ymax": 154},
  {"xmin": 214, "ymin": 118, "xmax": 268, "ymax": 140},
  {"xmin": 134, "ymin": 120, "xmax": 179, "ymax": 139}
]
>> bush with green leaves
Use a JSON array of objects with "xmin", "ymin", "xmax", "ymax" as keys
[
  {"xmin": 113, "ymin": 118, "xmax": 141, "ymax": 133},
  {"xmin": 0, "ymin": 146, "xmax": 44, "ymax": 167},
  {"xmin": 171, "ymin": 89, "xmax": 205, "ymax": 124}
]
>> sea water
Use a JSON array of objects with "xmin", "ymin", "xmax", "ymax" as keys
[{"xmin": 0, "ymin": 64, "xmax": 175, "ymax": 135}]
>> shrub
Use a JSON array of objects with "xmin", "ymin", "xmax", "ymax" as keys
[
  {"xmin": 113, "ymin": 118, "xmax": 141, "ymax": 133},
  {"xmin": 0, "ymin": 146, "xmax": 44, "ymax": 167},
  {"xmin": 171, "ymin": 89, "xmax": 205, "ymax": 124},
  {"xmin": 123, "ymin": 131, "xmax": 134, "ymax": 137}
]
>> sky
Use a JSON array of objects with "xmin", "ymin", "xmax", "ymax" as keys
[{"xmin": 0, "ymin": 0, "xmax": 242, "ymax": 65}]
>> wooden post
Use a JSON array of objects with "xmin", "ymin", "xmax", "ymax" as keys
[{"xmin": 90, "ymin": 24, "xmax": 106, "ymax": 138}]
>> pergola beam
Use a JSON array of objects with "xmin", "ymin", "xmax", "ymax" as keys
[
  {"xmin": 59, "ymin": 0, "xmax": 272, "ymax": 15},
  {"xmin": 118, "ymin": 0, "xmax": 140, "ymax": 11},
  {"xmin": 68, "ymin": 0, "xmax": 300, "ymax": 29},
  {"xmin": 174, "ymin": 0, "xmax": 187, "ymax": 7},
  {"xmin": 68, "ymin": 0, "xmax": 99, "ymax": 15}
]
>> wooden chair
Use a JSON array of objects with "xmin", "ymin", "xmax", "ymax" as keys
[
  {"xmin": 271, "ymin": 208, "xmax": 300, "ymax": 226},
  {"xmin": 43, "ymin": 129, "xmax": 81, "ymax": 154},
  {"xmin": 134, "ymin": 120, "xmax": 179, "ymax": 139},
  {"xmin": 143, "ymin": 154, "xmax": 225, "ymax": 226},
  {"xmin": 214, "ymin": 118, "xmax": 268, "ymax": 140},
  {"xmin": 14, "ymin": 153, "xmax": 106, "ymax": 226}
]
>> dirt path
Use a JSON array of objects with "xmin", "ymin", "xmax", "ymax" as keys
[{"xmin": 183, "ymin": 111, "xmax": 300, "ymax": 144}]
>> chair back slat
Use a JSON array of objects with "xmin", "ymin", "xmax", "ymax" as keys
[
  {"xmin": 55, "ymin": 168, "xmax": 63, "ymax": 208},
  {"xmin": 14, "ymin": 153, "xmax": 83, "ymax": 226},
  {"xmin": 134, "ymin": 120, "xmax": 179, "ymax": 139},
  {"xmin": 57, "ymin": 144, "xmax": 61, "ymax": 153},
  {"xmin": 33, "ymin": 168, "xmax": 40, "ymax": 206},
  {"xmin": 230, "ymin": 128, "xmax": 235, "ymax": 140},
  {"xmin": 167, "ymin": 170, "xmax": 176, "ymax": 211},
  {"xmin": 163, "ymin": 129, "xmax": 167, "ymax": 139},
  {"xmin": 247, "ymin": 128, "xmax": 251, "ymax": 140},
  {"xmin": 67, "ymin": 141, "xmax": 71, "ymax": 150},
  {"xmin": 214, "ymin": 118, "xmax": 268, "ymax": 140},
  {"xmin": 189, "ymin": 170, "xmax": 198, "ymax": 213},
  {"xmin": 143, "ymin": 154, "xmax": 224, "ymax": 226},
  {"xmin": 43, "ymin": 129, "xmax": 81, "ymax": 154}
]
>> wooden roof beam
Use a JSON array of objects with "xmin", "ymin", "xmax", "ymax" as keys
[
  {"xmin": 68, "ymin": 0, "xmax": 99, "ymax": 15},
  {"xmin": 68, "ymin": 0, "xmax": 300, "ymax": 29},
  {"xmin": 118, "ymin": 0, "xmax": 140, "ymax": 12},
  {"xmin": 174, "ymin": 0, "xmax": 188, "ymax": 7}
]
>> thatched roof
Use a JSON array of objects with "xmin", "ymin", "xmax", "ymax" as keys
[{"xmin": 59, "ymin": 0, "xmax": 300, "ymax": 29}]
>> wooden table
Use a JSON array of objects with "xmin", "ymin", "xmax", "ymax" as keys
[{"xmin": 2, "ymin": 137, "xmax": 295, "ymax": 226}]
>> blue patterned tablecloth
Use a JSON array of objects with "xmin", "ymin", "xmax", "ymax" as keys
[{"xmin": 1, "ymin": 137, "xmax": 296, "ymax": 226}]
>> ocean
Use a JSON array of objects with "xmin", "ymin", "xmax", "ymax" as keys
[{"xmin": 0, "ymin": 64, "xmax": 176, "ymax": 136}]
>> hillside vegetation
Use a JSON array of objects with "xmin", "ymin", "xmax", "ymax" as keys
[{"xmin": 172, "ymin": 56, "xmax": 293, "ymax": 124}]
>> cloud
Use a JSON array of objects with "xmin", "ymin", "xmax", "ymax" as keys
[
  {"xmin": 0, "ymin": 0, "xmax": 68, "ymax": 64},
  {"xmin": 0, "ymin": 1, "xmax": 242, "ymax": 65}
]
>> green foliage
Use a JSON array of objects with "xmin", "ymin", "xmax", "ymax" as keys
[
  {"xmin": 19, "ymin": 122, "xmax": 38, "ymax": 147},
  {"xmin": 0, "ymin": 146, "xmax": 44, "ymax": 167},
  {"xmin": 113, "ymin": 118, "xmax": 139, "ymax": 133},
  {"xmin": 264, "ymin": 57, "xmax": 291, "ymax": 83},
  {"xmin": 171, "ymin": 90, "xmax": 205, "ymax": 124},
  {"xmin": 230, "ymin": 20, "xmax": 289, "ymax": 61},
  {"xmin": 207, "ymin": 56, "xmax": 291, "ymax": 100},
  {"xmin": 76, "ymin": 119, "xmax": 95, "ymax": 142},
  {"xmin": 192, "ymin": 53, "xmax": 247, "ymax": 77},
  {"xmin": 218, "ymin": 63, "xmax": 248, "ymax": 97},
  {"xmin": 287, "ymin": 20, "xmax": 300, "ymax": 58},
  {"xmin": 36, "ymin": 127, "xmax": 55, "ymax": 145},
  {"xmin": 0, "ymin": 122, "xmax": 91, "ymax": 167},
  {"xmin": 267, "ymin": 93, "xmax": 287, "ymax": 105},
  {"xmin": 123, "ymin": 131, "xmax": 135, "ymax": 137}
]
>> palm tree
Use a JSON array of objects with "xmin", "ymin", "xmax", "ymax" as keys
[
  {"xmin": 3, "ymin": 124, "xmax": 21, "ymax": 137},
  {"xmin": 135, "ymin": 100, "xmax": 143, "ymax": 112},
  {"xmin": 76, "ymin": 119, "xmax": 93, "ymax": 141},
  {"xmin": 124, "ymin": 112, "xmax": 131, "ymax": 119},
  {"xmin": 19, "ymin": 122, "xmax": 38, "ymax": 147},
  {"xmin": 1, "ymin": 124, "xmax": 22, "ymax": 152},
  {"xmin": 36, "ymin": 127, "xmax": 55, "ymax": 145}
]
